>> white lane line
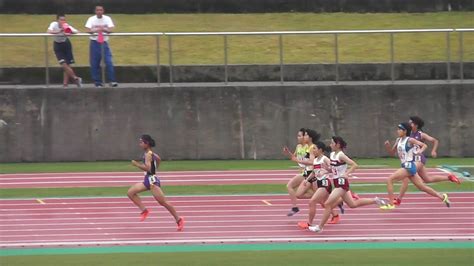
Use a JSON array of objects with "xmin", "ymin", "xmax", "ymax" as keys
[
  {"xmin": 1, "ymin": 206, "xmax": 472, "ymax": 216},
  {"xmin": 1, "ymin": 216, "xmax": 472, "ymax": 228},
  {"xmin": 2, "ymin": 227, "xmax": 473, "ymax": 239},
  {"xmin": 4, "ymin": 168, "xmax": 437, "ymax": 177},
  {"xmin": 1, "ymin": 235, "xmax": 473, "ymax": 247},
  {"xmin": 1, "ymin": 201, "xmax": 472, "ymax": 212},
  {"xmin": 0, "ymin": 172, "xmax": 444, "ymax": 179},
  {"xmin": 2, "ymin": 222, "xmax": 473, "ymax": 233},
  {"xmin": 1, "ymin": 195, "xmax": 472, "ymax": 206},
  {"xmin": 0, "ymin": 192, "xmax": 472, "ymax": 202},
  {"xmin": 1, "ymin": 211, "xmax": 472, "ymax": 222}
]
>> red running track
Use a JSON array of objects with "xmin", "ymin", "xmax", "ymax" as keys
[
  {"xmin": 0, "ymin": 168, "xmax": 450, "ymax": 188},
  {"xmin": 0, "ymin": 192, "xmax": 473, "ymax": 248}
]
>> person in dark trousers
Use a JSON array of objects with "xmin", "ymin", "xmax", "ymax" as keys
[
  {"xmin": 47, "ymin": 14, "xmax": 82, "ymax": 88},
  {"xmin": 85, "ymin": 5, "xmax": 118, "ymax": 88}
]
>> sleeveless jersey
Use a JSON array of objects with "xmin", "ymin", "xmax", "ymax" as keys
[
  {"xmin": 410, "ymin": 130, "xmax": 425, "ymax": 163},
  {"xmin": 397, "ymin": 137, "xmax": 415, "ymax": 164},
  {"xmin": 142, "ymin": 151, "xmax": 159, "ymax": 176},
  {"xmin": 313, "ymin": 155, "xmax": 329, "ymax": 181},
  {"xmin": 295, "ymin": 144, "xmax": 307, "ymax": 168},
  {"xmin": 330, "ymin": 151, "xmax": 347, "ymax": 178},
  {"xmin": 304, "ymin": 144, "xmax": 316, "ymax": 171}
]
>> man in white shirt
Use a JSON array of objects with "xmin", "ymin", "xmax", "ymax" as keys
[
  {"xmin": 85, "ymin": 5, "xmax": 118, "ymax": 88},
  {"xmin": 47, "ymin": 13, "xmax": 82, "ymax": 88}
]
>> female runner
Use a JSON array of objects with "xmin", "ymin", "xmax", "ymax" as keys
[
  {"xmin": 382, "ymin": 123, "xmax": 450, "ymax": 210},
  {"xmin": 293, "ymin": 141, "xmax": 342, "ymax": 229},
  {"xmin": 309, "ymin": 136, "xmax": 386, "ymax": 233},
  {"xmin": 283, "ymin": 128, "xmax": 320, "ymax": 216},
  {"xmin": 127, "ymin": 135, "xmax": 185, "ymax": 231},
  {"xmin": 394, "ymin": 116, "xmax": 459, "ymax": 206}
]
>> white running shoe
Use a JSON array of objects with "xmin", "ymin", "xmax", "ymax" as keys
[
  {"xmin": 308, "ymin": 225, "xmax": 323, "ymax": 233},
  {"xmin": 75, "ymin": 77, "xmax": 83, "ymax": 88},
  {"xmin": 374, "ymin": 197, "xmax": 387, "ymax": 207}
]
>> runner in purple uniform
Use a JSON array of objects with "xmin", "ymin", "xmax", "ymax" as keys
[{"xmin": 127, "ymin": 134, "xmax": 184, "ymax": 231}]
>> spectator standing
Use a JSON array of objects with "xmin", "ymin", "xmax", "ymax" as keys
[
  {"xmin": 85, "ymin": 5, "xmax": 118, "ymax": 88},
  {"xmin": 47, "ymin": 14, "xmax": 82, "ymax": 88}
]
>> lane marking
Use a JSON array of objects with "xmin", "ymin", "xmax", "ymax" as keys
[
  {"xmin": 1, "ymin": 236, "xmax": 473, "ymax": 248},
  {"xmin": 36, "ymin": 199, "xmax": 45, "ymax": 204},
  {"xmin": 0, "ymin": 191, "xmax": 472, "ymax": 201}
]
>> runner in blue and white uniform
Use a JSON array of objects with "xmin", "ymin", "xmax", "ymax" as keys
[
  {"xmin": 382, "ymin": 123, "xmax": 451, "ymax": 210},
  {"xmin": 394, "ymin": 116, "xmax": 460, "ymax": 206}
]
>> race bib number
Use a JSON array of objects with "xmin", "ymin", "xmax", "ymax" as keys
[
  {"xmin": 414, "ymin": 155, "xmax": 421, "ymax": 162},
  {"xmin": 321, "ymin": 179, "xmax": 329, "ymax": 187},
  {"xmin": 337, "ymin": 178, "xmax": 345, "ymax": 186},
  {"xmin": 148, "ymin": 175, "xmax": 157, "ymax": 184},
  {"xmin": 403, "ymin": 162, "xmax": 413, "ymax": 169}
]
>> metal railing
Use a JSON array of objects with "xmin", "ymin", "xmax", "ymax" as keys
[{"xmin": 0, "ymin": 28, "xmax": 472, "ymax": 86}]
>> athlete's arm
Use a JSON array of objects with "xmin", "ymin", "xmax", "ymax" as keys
[
  {"xmin": 421, "ymin": 132, "xmax": 439, "ymax": 158},
  {"xmin": 291, "ymin": 156, "xmax": 313, "ymax": 165},
  {"xmin": 154, "ymin": 153, "xmax": 161, "ymax": 168},
  {"xmin": 409, "ymin": 138, "xmax": 428, "ymax": 155},
  {"xmin": 384, "ymin": 139, "xmax": 397, "ymax": 156},
  {"xmin": 131, "ymin": 153, "xmax": 152, "ymax": 172},
  {"xmin": 339, "ymin": 153, "xmax": 358, "ymax": 177},
  {"xmin": 306, "ymin": 171, "xmax": 316, "ymax": 182},
  {"xmin": 282, "ymin": 146, "xmax": 293, "ymax": 158},
  {"xmin": 320, "ymin": 157, "xmax": 332, "ymax": 174}
]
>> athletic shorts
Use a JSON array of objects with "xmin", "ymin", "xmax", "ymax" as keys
[
  {"xmin": 143, "ymin": 174, "xmax": 161, "ymax": 190},
  {"xmin": 316, "ymin": 178, "xmax": 332, "ymax": 193},
  {"xmin": 402, "ymin": 162, "xmax": 417, "ymax": 176},
  {"xmin": 333, "ymin": 177, "xmax": 350, "ymax": 191},
  {"xmin": 53, "ymin": 39, "xmax": 75, "ymax": 65}
]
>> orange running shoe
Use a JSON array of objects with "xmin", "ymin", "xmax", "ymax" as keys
[
  {"xmin": 448, "ymin": 174, "xmax": 461, "ymax": 184},
  {"xmin": 140, "ymin": 209, "xmax": 149, "ymax": 222},
  {"xmin": 177, "ymin": 217, "xmax": 185, "ymax": 231},
  {"xmin": 328, "ymin": 215, "xmax": 340, "ymax": 224},
  {"xmin": 297, "ymin": 221, "xmax": 310, "ymax": 229},
  {"xmin": 393, "ymin": 198, "xmax": 402, "ymax": 206}
]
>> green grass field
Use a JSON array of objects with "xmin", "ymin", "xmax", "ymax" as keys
[
  {"xmin": 2, "ymin": 158, "xmax": 473, "ymax": 173},
  {"xmin": 0, "ymin": 12, "xmax": 473, "ymax": 66},
  {"xmin": 2, "ymin": 245, "xmax": 473, "ymax": 266}
]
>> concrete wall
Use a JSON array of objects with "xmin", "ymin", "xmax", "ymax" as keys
[
  {"xmin": 1, "ymin": 63, "xmax": 473, "ymax": 85},
  {"xmin": 0, "ymin": 83, "xmax": 473, "ymax": 162},
  {"xmin": 1, "ymin": 0, "xmax": 472, "ymax": 13}
]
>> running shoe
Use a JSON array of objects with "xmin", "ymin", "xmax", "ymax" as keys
[
  {"xmin": 308, "ymin": 225, "xmax": 323, "ymax": 233},
  {"xmin": 393, "ymin": 198, "xmax": 402, "ymax": 206},
  {"xmin": 297, "ymin": 221, "xmax": 310, "ymax": 229},
  {"xmin": 374, "ymin": 197, "xmax": 388, "ymax": 207},
  {"xmin": 351, "ymin": 191, "xmax": 360, "ymax": 200},
  {"xmin": 177, "ymin": 217, "xmax": 185, "ymax": 231},
  {"xmin": 287, "ymin": 207, "xmax": 300, "ymax": 217},
  {"xmin": 75, "ymin": 77, "xmax": 83, "ymax": 88},
  {"xmin": 140, "ymin": 209, "xmax": 149, "ymax": 221},
  {"xmin": 328, "ymin": 215, "xmax": 340, "ymax": 224},
  {"xmin": 380, "ymin": 204, "xmax": 396, "ymax": 210},
  {"xmin": 448, "ymin": 174, "xmax": 461, "ymax": 184},
  {"xmin": 442, "ymin": 193, "xmax": 451, "ymax": 208},
  {"xmin": 338, "ymin": 202, "xmax": 345, "ymax": 214}
]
